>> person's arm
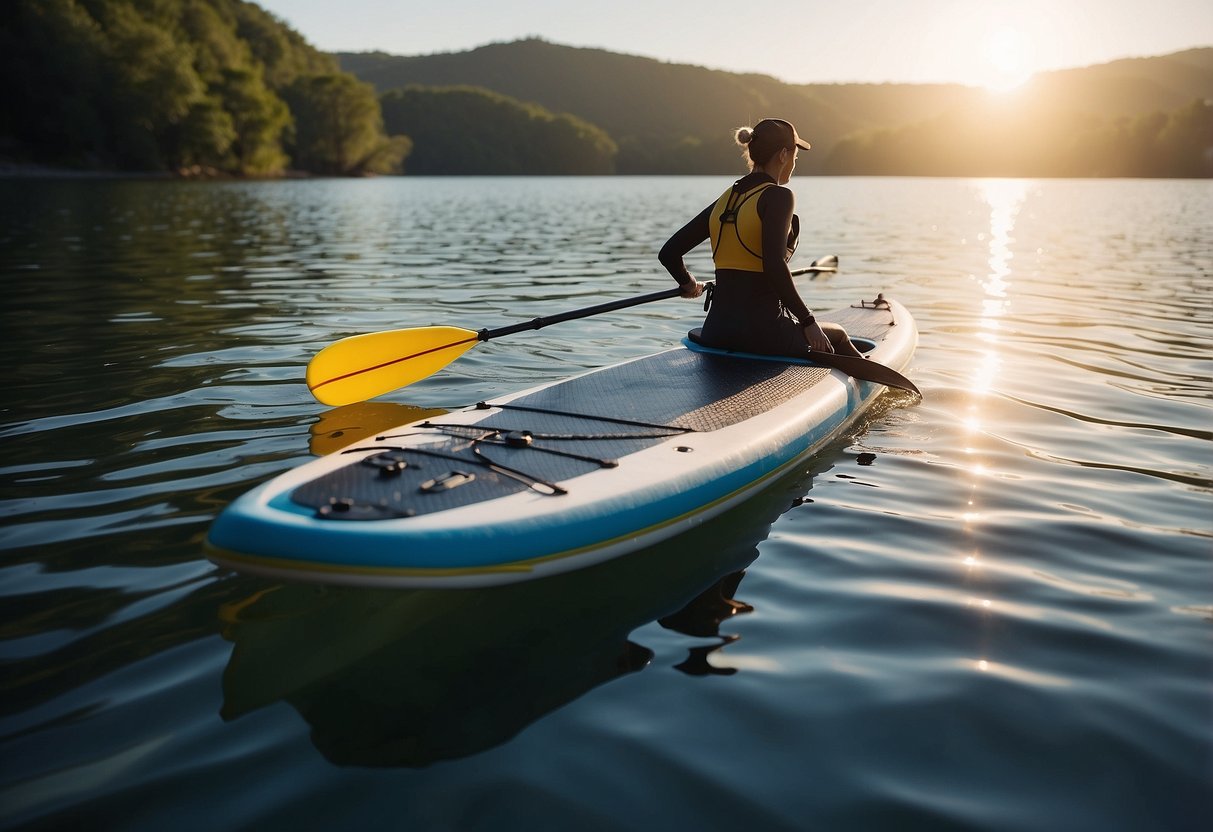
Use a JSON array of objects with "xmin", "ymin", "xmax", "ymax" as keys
[
  {"xmin": 659, "ymin": 203, "xmax": 712, "ymax": 298},
  {"xmin": 760, "ymin": 187, "xmax": 833, "ymax": 352}
]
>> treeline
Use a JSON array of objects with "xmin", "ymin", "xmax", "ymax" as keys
[
  {"xmin": 824, "ymin": 97, "xmax": 1213, "ymax": 178},
  {"xmin": 380, "ymin": 86, "xmax": 616, "ymax": 175},
  {"xmin": 342, "ymin": 39, "xmax": 1213, "ymax": 178},
  {"xmin": 0, "ymin": 0, "xmax": 408, "ymax": 175},
  {"xmin": 341, "ymin": 39, "xmax": 863, "ymax": 176}
]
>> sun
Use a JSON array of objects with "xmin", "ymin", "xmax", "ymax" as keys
[{"xmin": 983, "ymin": 26, "xmax": 1032, "ymax": 92}]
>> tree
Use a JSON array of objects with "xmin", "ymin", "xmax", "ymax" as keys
[
  {"xmin": 1158, "ymin": 98, "xmax": 1213, "ymax": 177},
  {"xmin": 232, "ymin": 0, "xmax": 336, "ymax": 88},
  {"xmin": 216, "ymin": 68, "xmax": 290, "ymax": 174},
  {"xmin": 97, "ymin": 2, "xmax": 204, "ymax": 168},
  {"xmin": 178, "ymin": 0, "xmax": 251, "ymax": 84},
  {"xmin": 379, "ymin": 85, "xmax": 616, "ymax": 175},
  {"xmin": 173, "ymin": 95, "xmax": 237, "ymax": 169},
  {"xmin": 284, "ymin": 73, "xmax": 408, "ymax": 175}
]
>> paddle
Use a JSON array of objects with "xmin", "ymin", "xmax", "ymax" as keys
[
  {"xmin": 307, "ymin": 287, "xmax": 683, "ymax": 406},
  {"xmin": 802, "ymin": 350, "xmax": 920, "ymax": 396},
  {"xmin": 307, "ymin": 253, "xmax": 918, "ymax": 405}
]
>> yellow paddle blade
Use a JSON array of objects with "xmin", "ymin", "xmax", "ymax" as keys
[{"xmin": 306, "ymin": 326, "xmax": 480, "ymax": 406}]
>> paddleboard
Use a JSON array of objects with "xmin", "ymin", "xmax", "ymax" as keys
[{"xmin": 206, "ymin": 296, "xmax": 917, "ymax": 587}]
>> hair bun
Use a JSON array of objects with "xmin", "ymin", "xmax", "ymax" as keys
[{"xmin": 735, "ymin": 127, "xmax": 754, "ymax": 145}]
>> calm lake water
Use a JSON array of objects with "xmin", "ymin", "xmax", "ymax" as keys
[{"xmin": 0, "ymin": 175, "xmax": 1209, "ymax": 830}]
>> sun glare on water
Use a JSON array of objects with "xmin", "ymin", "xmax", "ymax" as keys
[{"xmin": 983, "ymin": 26, "xmax": 1033, "ymax": 92}]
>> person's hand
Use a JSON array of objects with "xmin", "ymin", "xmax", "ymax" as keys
[
  {"xmin": 804, "ymin": 322, "xmax": 834, "ymax": 353},
  {"xmin": 680, "ymin": 278, "xmax": 704, "ymax": 299}
]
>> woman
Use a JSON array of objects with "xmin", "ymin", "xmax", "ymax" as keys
[{"xmin": 659, "ymin": 117, "xmax": 862, "ymax": 358}]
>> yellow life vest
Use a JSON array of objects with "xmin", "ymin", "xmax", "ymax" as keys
[{"xmin": 709, "ymin": 181, "xmax": 773, "ymax": 272}]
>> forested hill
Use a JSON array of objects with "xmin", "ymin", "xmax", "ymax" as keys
[
  {"xmin": 2, "ymin": 0, "xmax": 413, "ymax": 175},
  {"xmin": 0, "ymin": 2, "xmax": 626, "ymax": 176},
  {"xmin": 340, "ymin": 39, "xmax": 976, "ymax": 174},
  {"xmin": 341, "ymin": 40, "xmax": 1213, "ymax": 177}
]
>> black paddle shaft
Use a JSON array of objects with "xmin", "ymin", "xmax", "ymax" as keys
[
  {"xmin": 479, "ymin": 287, "xmax": 683, "ymax": 341},
  {"xmin": 474, "ymin": 279, "xmax": 920, "ymax": 396},
  {"xmin": 478, "ymin": 255, "xmax": 837, "ymax": 340}
]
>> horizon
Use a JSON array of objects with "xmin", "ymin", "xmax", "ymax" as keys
[{"xmin": 255, "ymin": 0, "xmax": 1213, "ymax": 90}]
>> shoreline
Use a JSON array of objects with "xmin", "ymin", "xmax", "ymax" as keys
[{"xmin": 0, "ymin": 162, "xmax": 318, "ymax": 181}]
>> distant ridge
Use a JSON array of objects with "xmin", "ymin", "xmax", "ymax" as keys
[
  {"xmin": 339, "ymin": 39, "xmax": 1213, "ymax": 176},
  {"xmin": 339, "ymin": 39, "xmax": 980, "ymax": 173}
]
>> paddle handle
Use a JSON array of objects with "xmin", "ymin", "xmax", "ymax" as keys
[
  {"xmin": 480, "ymin": 287, "xmax": 684, "ymax": 341},
  {"xmin": 790, "ymin": 254, "xmax": 839, "ymax": 277}
]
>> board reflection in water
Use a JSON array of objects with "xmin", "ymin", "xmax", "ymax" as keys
[{"xmin": 218, "ymin": 457, "xmax": 831, "ymax": 767}]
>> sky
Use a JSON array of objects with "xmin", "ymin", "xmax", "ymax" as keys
[{"xmin": 254, "ymin": 0, "xmax": 1213, "ymax": 90}]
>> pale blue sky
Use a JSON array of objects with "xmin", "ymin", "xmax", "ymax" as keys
[{"xmin": 256, "ymin": 0, "xmax": 1213, "ymax": 88}]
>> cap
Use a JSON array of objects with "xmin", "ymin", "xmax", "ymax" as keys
[{"xmin": 755, "ymin": 118, "xmax": 811, "ymax": 151}]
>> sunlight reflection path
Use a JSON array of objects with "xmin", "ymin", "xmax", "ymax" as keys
[{"xmin": 964, "ymin": 180, "xmax": 1027, "ymax": 675}]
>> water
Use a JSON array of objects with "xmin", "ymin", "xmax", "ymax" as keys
[{"xmin": 0, "ymin": 176, "xmax": 1209, "ymax": 830}]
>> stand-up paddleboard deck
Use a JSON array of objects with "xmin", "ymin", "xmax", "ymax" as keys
[{"xmin": 207, "ymin": 297, "xmax": 917, "ymax": 587}]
